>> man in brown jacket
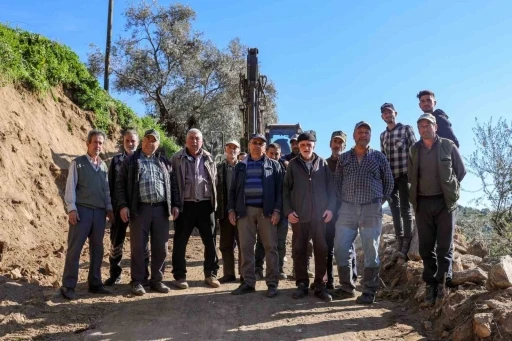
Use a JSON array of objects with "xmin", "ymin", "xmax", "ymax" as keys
[{"xmin": 283, "ymin": 132, "xmax": 336, "ymax": 301}]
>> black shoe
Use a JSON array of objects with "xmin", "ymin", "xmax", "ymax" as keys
[
  {"xmin": 88, "ymin": 285, "xmax": 112, "ymax": 295},
  {"xmin": 239, "ymin": 276, "xmax": 245, "ymax": 283},
  {"xmin": 255, "ymin": 268, "xmax": 264, "ymax": 281},
  {"xmin": 60, "ymin": 286, "xmax": 77, "ymax": 300},
  {"xmin": 266, "ymin": 285, "xmax": 278, "ymax": 298},
  {"xmin": 424, "ymin": 284, "xmax": 437, "ymax": 306},
  {"xmin": 150, "ymin": 282, "xmax": 170, "ymax": 293},
  {"xmin": 132, "ymin": 284, "xmax": 146, "ymax": 296},
  {"xmin": 355, "ymin": 293, "xmax": 375, "ymax": 304},
  {"xmin": 218, "ymin": 275, "xmax": 237, "ymax": 284},
  {"xmin": 326, "ymin": 282, "xmax": 335, "ymax": 290},
  {"xmin": 104, "ymin": 276, "xmax": 121, "ymax": 286},
  {"xmin": 292, "ymin": 283, "xmax": 308, "ymax": 299},
  {"xmin": 331, "ymin": 288, "xmax": 356, "ymax": 300},
  {"xmin": 142, "ymin": 278, "xmax": 150, "ymax": 287},
  {"xmin": 314, "ymin": 289, "xmax": 333, "ymax": 302},
  {"xmin": 231, "ymin": 283, "xmax": 256, "ymax": 295},
  {"xmin": 309, "ymin": 282, "xmax": 315, "ymax": 290}
]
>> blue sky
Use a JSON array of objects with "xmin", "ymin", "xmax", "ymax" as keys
[{"xmin": 2, "ymin": 0, "xmax": 511, "ymax": 207}]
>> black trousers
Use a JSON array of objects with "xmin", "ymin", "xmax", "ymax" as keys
[
  {"xmin": 415, "ymin": 196, "xmax": 455, "ymax": 285},
  {"xmin": 109, "ymin": 209, "xmax": 149, "ymax": 280},
  {"xmin": 172, "ymin": 201, "xmax": 219, "ymax": 280},
  {"xmin": 219, "ymin": 217, "xmax": 240, "ymax": 278},
  {"xmin": 388, "ymin": 174, "xmax": 413, "ymax": 238}
]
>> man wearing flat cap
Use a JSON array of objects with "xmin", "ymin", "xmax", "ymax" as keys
[
  {"xmin": 333, "ymin": 121, "xmax": 394, "ymax": 304},
  {"xmin": 379, "ymin": 103, "xmax": 417, "ymax": 259},
  {"xmin": 216, "ymin": 139, "xmax": 241, "ymax": 283},
  {"xmin": 408, "ymin": 113, "xmax": 465, "ymax": 306},
  {"xmin": 284, "ymin": 132, "xmax": 336, "ymax": 301},
  {"xmin": 116, "ymin": 129, "xmax": 180, "ymax": 296},
  {"xmin": 228, "ymin": 133, "xmax": 283, "ymax": 298},
  {"xmin": 283, "ymin": 134, "xmax": 300, "ymax": 161}
]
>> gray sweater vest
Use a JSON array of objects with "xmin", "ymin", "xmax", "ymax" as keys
[{"xmin": 75, "ymin": 155, "xmax": 108, "ymax": 209}]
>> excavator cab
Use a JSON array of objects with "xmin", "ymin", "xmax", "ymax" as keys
[{"xmin": 265, "ymin": 123, "xmax": 303, "ymax": 155}]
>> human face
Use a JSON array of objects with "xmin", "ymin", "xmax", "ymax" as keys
[
  {"xmin": 419, "ymin": 95, "xmax": 436, "ymax": 113},
  {"xmin": 381, "ymin": 108, "xmax": 397, "ymax": 125},
  {"xmin": 123, "ymin": 133, "xmax": 139, "ymax": 155},
  {"xmin": 290, "ymin": 140, "xmax": 299, "ymax": 154},
  {"xmin": 353, "ymin": 127, "xmax": 371, "ymax": 148},
  {"xmin": 87, "ymin": 135, "xmax": 105, "ymax": 157},
  {"xmin": 249, "ymin": 138, "xmax": 266, "ymax": 158},
  {"xmin": 299, "ymin": 140, "xmax": 315, "ymax": 159},
  {"xmin": 418, "ymin": 120, "xmax": 438, "ymax": 141},
  {"xmin": 186, "ymin": 132, "xmax": 203, "ymax": 155},
  {"xmin": 225, "ymin": 143, "xmax": 240, "ymax": 161},
  {"xmin": 330, "ymin": 137, "xmax": 345, "ymax": 156},
  {"xmin": 142, "ymin": 135, "xmax": 159, "ymax": 156},
  {"xmin": 238, "ymin": 153, "xmax": 247, "ymax": 161},
  {"xmin": 266, "ymin": 147, "xmax": 281, "ymax": 160}
]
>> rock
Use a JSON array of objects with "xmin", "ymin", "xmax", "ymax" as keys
[
  {"xmin": 483, "ymin": 299, "xmax": 510, "ymax": 310},
  {"xmin": 452, "ymin": 255, "xmax": 463, "ymax": 272},
  {"xmin": 9, "ymin": 268, "xmax": 22, "ymax": 280},
  {"xmin": 423, "ymin": 321, "xmax": 433, "ymax": 331},
  {"xmin": 382, "ymin": 223, "xmax": 394, "ymax": 235},
  {"xmin": 497, "ymin": 310, "xmax": 512, "ymax": 333},
  {"xmin": 451, "ymin": 268, "xmax": 488, "ymax": 286},
  {"xmin": 473, "ymin": 313, "xmax": 493, "ymax": 338},
  {"xmin": 467, "ymin": 239, "xmax": 488, "ymax": 258},
  {"xmin": 415, "ymin": 283, "xmax": 426, "ymax": 302},
  {"xmin": 452, "ymin": 321, "xmax": 473, "ymax": 341},
  {"xmin": 441, "ymin": 331, "xmax": 450, "ymax": 338},
  {"xmin": 51, "ymin": 280, "xmax": 60, "ymax": 288},
  {"xmin": 454, "ymin": 242, "xmax": 467, "ymax": 255},
  {"xmin": 460, "ymin": 254, "xmax": 482, "ymax": 270},
  {"xmin": 396, "ymin": 257, "xmax": 406, "ymax": 266},
  {"xmin": 29, "ymin": 278, "xmax": 41, "ymax": 286},
  {"xmin": 407, "ymin": 227, "xmax": 421, "ymax": 261},
  {"xmin": 487, "ymin": 255, "xmax": 512, "ymax": 290},
  {"xmin": 43, "ymin": 289, "xmax": 57, "ymax": 301},
  {"xmin": 44, "ymin": 263, "xmax": 57, "ymax": 276}
]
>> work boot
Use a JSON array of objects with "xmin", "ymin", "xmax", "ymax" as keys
[
  {"xmin": 398, "ymin": 237, "xmax": 412, "ymax": 259},
  {"xmin": 423, "ymin": 284, "xmax": 437, "ymax": 307},
  {"xmin": 231, "ymin": 283, "xmax": 255, "ymax": 295},
  {"xmin": 60, "ymin": 286, "xmax": 77, "ymax": 300},
  {"xmin": 131, "ymin": 284, "xmax": 146, "ymax": 296},
  {"xmin": 205, "ymin": 276, "xmax": 221, "ymax": 288},
  {"xmin": 292, "ymin": 283, "xmax": 308, "ymax": 299},
  {"xmin": 88, "ymin": 285, "xmax": 112, "ymax": 295},
  {"xmin": 314, "ymin": 287, "xmax": 333, "ymax": 302},
  {"xmin": 266, "ymin": 285, "xmax": 278, "ymax": 298},
  {"xmin": 218, "ymin": 275, "xmax": 237, "ymax": 283},
  {"xmin": 150, "ymin": 282, "xmax": 170, "ymax": 293},
  {"xmin": 331, "ymin": 288, "xmax": 356, "ymax": 300},
  {"xmin": 255, "ymin": 267, "xmax": 264, "ymax": 281},
  {"xmin": 104, "ymin": 276, "xmax": 121, "ymax": 286},
  {"xmin": 355, "ymin": 293, "xmax": 375, "ymax": 304}
]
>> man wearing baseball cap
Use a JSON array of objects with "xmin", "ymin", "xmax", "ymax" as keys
[
  {"xmin": 216, "ymin": 140, "xmax": 241, "ymax": 283},
  {"xmin": 333, "ymin": 121, "xmax": 394, "ymax": 304},
  {"xmin": 284, "ymin": 132, "xmax": 336, "ymax": 301},
  {"xmin": 408, "ymin": 113, "xmax": 466, "ymax": 306},
  {"xmin": 379, "ymin": 103, "xmax": 417, "ymax": 259},
  {"xmin": 283, "ymin": 134, "xmax": 300, "ymax": 161},
  {"xmin": 228, "ymin": 133, "xmax": 283, "ymax": 298}
]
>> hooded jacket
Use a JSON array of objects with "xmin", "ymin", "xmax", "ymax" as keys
[{"xmin": 433, "ymin": 109, "xmax": 460, "ymax": 148}]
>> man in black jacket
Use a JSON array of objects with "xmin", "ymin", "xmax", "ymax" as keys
[
  {"xmin": 417, "ymin": 90, "xmax": 460, "ymax": 148},
  {"xmin": 116, "ymin": 129, "xmax": 180, "ymax": 296}
]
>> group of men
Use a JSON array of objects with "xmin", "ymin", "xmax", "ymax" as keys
[{"xmin": 60, "ymin": 89, "xmax": 465, "ymax": 307}]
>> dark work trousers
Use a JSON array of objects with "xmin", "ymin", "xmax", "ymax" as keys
[
  {"xmin": 62, "ymin": 205, "xmax": 106, "ymax": 289},
  {"xmin": 388, "ymin": 174, "xmax": 414, "ymax": 238},
  {"xmin": 255, "ymin": 217, "xmax": 289, "ymax": 270},
  {"xmin": 292, "ymin": 219, "xmax": 328, "ymax": 289},
  {"xmin": 326, "ymin": 214, "xmax": 358, "ymax": 285},
  {"xmin": 108, "ymin": 209, "xmax": 149, "ymax": 280},
  {"xmin": 291, "ymin": 231, "xmax": 313, "ymax": 264},
  {"xmin": 219, "ymin": 217, "xmax": 240, "ymax": 278},
  {"xmin": 129, "ymin": 203, "xmax": 169, "ymax": 286},
  {"xmin": 415, "ymin": 195, "xmax": 455, "ymax": 285},
  {"xmin": 172, "ymin": 200, "xmax": 219, "ymax": 280}
]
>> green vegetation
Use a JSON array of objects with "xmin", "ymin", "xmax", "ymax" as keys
[{"xmin": 0, "ymin": 23, "xmax": 179, "ymax": 155}]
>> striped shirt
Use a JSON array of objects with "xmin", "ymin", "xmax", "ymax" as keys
[
  {"xmin": 334, "ymin": 148, "xmax": 394, "ymax": 205},
  {"xmin": 380, "ymin": 123, "xmax": 417, "ymax": 178},
  {"xmin": 244, "ymin": 157, "xmax": 264, "ymax": 207},
  {"xmin": 64, "ymin": 155, "xmax": 112, "ymax": 213},
  {"xmin": 138, "ymin": 153, "xmax": 166, "ymax": 203}
]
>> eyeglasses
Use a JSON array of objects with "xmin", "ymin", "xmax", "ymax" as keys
[{"xmin": 251, "ymin": 141, "xmax": 266, "ymax": 146}]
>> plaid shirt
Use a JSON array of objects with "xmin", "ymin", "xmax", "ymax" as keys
[
  {"xmin": 138, "ymin": 153, "xmax": 166, "ymax": 203},
  {"xmin": 334, "ymin": 148, "xmax": 394, "ymax": 205},
  {"xmin": 380, "ymin": 123, "xmax": 417, "ymax": 178}
]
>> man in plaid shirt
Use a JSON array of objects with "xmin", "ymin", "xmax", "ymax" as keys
[
  {"xmin": 333, "ymin": 121, "xmax": 393, "ymax": 304},
  {"xmin": 379, "ymin": 103, "xmax": 417, "ymax": 258}
]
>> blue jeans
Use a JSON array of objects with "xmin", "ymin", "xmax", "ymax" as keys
[{"xmin": 334, "ymin": 202, "xmax": 382, "ymax": 295}]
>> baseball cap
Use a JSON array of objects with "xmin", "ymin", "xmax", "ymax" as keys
[
  {"xmin": 250, "ymin": 133, "xmax": 267, "ymax": 143},
  {"xmin": 354, "ymin": 121, "xmax": 372, "ymax": 131},
  {"xmin": 380, "ymin": 103, "xmax": 396, "ymax": 113},
  {"xmin": 417, "ymin": 113, "xmax": 436, "ymax": 124},
  {"xmin": 297, "ymin": 132, "xmax": 316, "ymax": 143},
  {"xmin": 144, "ymin": 129, "xmax": 160, "ymax": 141},
  {"xmin": 290, "ymin": 134, "xmax": 300, "ymax": 142},
  {"xmin": 331, "ymin": 130, "xmax": 347, "ymax": 142},
  {"xmin": 225, "ymin": 140, "xmax": 240, "ymax": 148}
]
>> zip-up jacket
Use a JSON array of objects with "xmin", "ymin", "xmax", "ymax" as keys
[
  {"xmin": 227, "ymin": 155, "xmax": 283, "ymax": 218},
  {"xmin": 115, "ymin": 149, "xmax": 180, "ymax": 217},
  {"xmin": 433, "ymin": 109, "xmax": 460, "ymax": 148},
  {"xmin": 283, "ymin": 153, "xmax": 336, "ymax": 223}
]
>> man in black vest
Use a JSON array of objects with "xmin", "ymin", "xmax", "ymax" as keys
[
  {"xmin": 60, "ymin": 129, "xmax": 114, "ymax": 299},
  {"xmin": 408, "ymin": 113, "xmax": 466, "ymax": 306}
]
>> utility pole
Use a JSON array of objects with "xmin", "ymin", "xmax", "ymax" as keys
[{"xmin": 104, "ymin": 0, "xmax": 114, "ymax": 92}]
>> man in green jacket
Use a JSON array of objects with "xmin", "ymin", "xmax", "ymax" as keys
[
  {"xmin": 408, "ymin": 113, "xmax": 466, "ymax": 306},
  {"xmin": 284, "ymin": 132, "xmax": 336, "ymax": 302}
]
